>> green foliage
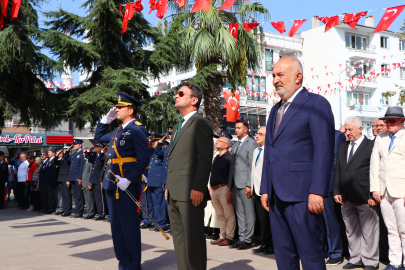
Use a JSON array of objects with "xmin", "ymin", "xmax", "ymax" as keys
[{"xmin": 396, "ymin": 84, "xmax": 405, "ymax": 106}]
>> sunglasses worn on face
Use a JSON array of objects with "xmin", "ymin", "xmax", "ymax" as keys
[
  {"xmin": 177, "ymin": 91, "xmax": 195, "ymax": 98},
  {"xmin": 384, "ymin": 119, "xmax": 398, "ymax": 124}
]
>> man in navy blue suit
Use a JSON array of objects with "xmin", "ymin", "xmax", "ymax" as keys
[
  {"xmin": 94, "ymin": 92, "xmax": 149, "ymax": 270},
  {"xmin": 260, "ymin": 56, "xmax": 335, "ymax": 270}
]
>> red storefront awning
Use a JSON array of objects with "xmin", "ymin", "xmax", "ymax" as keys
[{"xmin": 46, "ymin": 135, "xmax": 73, "ymax": 144}]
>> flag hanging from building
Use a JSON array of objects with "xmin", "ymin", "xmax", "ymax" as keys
[
  {"xmin": 343, "ymin": 11, "xmax": 368, "ymax": 29},
  {"xmin": 242, "ymin": 22, "xmax": 259, "ymax": 32},
  {"xmin": 223, "ymin": 90, "xmax": 240, "ymax": 122},
  {"xmin": 271, "ymin": 21, "xmax": 286, "ymax": 34},
  {"xmin": 374, "ymin": 5, "xmax": 405, "ymax": 33},
  {"xmin": 288, "ymin": 19, "xmax": 306, "ymax": 37},
  {"xmin": 318, "ymin": 16, "xmax": 339, "ymax": 32}
]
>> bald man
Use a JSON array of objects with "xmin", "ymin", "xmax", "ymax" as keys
[{"xmin": 260, "ymin": 57, "xmax": 335, "ymax": 270}]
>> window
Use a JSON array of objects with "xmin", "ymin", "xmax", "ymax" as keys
[
  {"xmin": 400, "ymin": 40, "xmax": 405, "ymax": 51},
  {"xmin": 346, "ymin": 61, "xmax": 370, "ymax": 77},
  {"xmin": 381, "ymin": 94, "xmax": 390, "ymax": 106},
  {"xmin": 223, "ymin": 75, "xmax": 267, "ymax": 102},
  {"xmin": 345, "ymin": 34, "xmax": 368, "ymax": 51},
  {"xmin": 401, "ymin": 67, "xmax": 405, "ymax": 79},
  {"xmin": 381, "ymin": 37, "xmax": 388, "ymax": 49},
  {"xmin": 347, "ymin": 92, "xmax": 369, "ymax": 106},
  {"xmin": 265, "ymin": 49, "xmax": 273, "ymax": 71},
  {"xmin": 381, "ymin": 64, "xmax": 390, "ymax": 77}
]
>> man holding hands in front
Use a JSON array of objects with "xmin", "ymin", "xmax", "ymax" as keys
[{"xmin": 260, "ymin": 57, "xmax": 335, "ymax": 270}]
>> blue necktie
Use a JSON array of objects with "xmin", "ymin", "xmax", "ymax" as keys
[
  {"xmin": 255, "ymin": 148, "xmax": 263, "ymax": 166},
  {"xmin": 389, "ymin": 135, "xmax": 396, "ymax": 151}
]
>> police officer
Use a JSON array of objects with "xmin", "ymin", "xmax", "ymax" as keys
[
  {"xmin": 94, "ymin": 92, "xmax": 149, "ymax": 270},
  {"xmin": 88, "ymin": 143, "xmax": 107, "ymax": 220},
  {"xmin": 64, "ymin": 139, "xmax": 85, "ymax": 218},
  {"xmin": 55, "ymin": 145, "xmax": 72, "ymax": 216},
  {"xmin": 146, "ymin": 134, "xmax": 169, "ymax": 232}
]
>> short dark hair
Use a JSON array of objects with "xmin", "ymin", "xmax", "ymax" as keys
[
  {"xmin": 236, "ymin": 120, "xmax": 249, "ymax": 129},
  {"xmin": 128, "ymin": 105, "xmax": 138, "ymax": 117},
  {"xmin": 183, "ymin": 83, "xmax": 202, "ymax": 110}
]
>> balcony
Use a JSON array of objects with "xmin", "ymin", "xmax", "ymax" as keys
[{"xmin": 346, "ymin": 42, "xmax": 376, "ymax": 59}]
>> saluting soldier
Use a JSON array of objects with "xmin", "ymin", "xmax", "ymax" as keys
[
  {"xmin": 94, "ymin": 92, "xmax": 149, "ymax": 270},
  {"xmin": 64, "ymin": 139, "xmax": 85, "ymax": 218},
  {"xmin": 55, "ymin": 145, "xmax": 72, "ymax": 217}
]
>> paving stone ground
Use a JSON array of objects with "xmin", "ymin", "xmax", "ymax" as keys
[{"xmin": 0, "ymin": 198, "xmax": 388, "ymax": 270}]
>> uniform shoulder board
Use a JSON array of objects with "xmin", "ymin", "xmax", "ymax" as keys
[{"xmin": 135, "ymin": 121, "xmax": 143, "ymax": 126}]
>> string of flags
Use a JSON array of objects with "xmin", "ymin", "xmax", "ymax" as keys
[{"xmin": 0, "ymin": 0, "xmax": 21, "ymax": 28}]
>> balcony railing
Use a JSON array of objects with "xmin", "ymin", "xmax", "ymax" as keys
[
  {"xmin": 346, "ymin": 42, "xmax": 376, "ymax": 53},
  {"xmin": 265, "ymin": 61, "xmax": 273, "ymax": 71}
]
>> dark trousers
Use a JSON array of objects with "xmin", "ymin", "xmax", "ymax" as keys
[
  {"xmin": 70, "ymin": 181, "xmax": 84, "ymax": 215},
  {"xmin": 141, "ymin": 184, "xmax": 153, "ymax": 224},
  {"xmin": 47, "ymin": 186, "xmax": 57, "ymax": 212},
  {"xmin": 270, "ymin": 192, "xmax": 326, "ymax": 270},
  {"xmin": 253, "ymin": 193, "xmax": 273, "ymax": 247},
  {"xmin": 149, "ymin": 186, "xmax": 168, "ymax": 228},
  {"xmin": 83, "ymin": 187, "xmax": 95, "ymax": 216},
  {"xmin": 103, "ymin": 188, "xmax": 109, "ymax": 215},
  {"xmin": 0, "ymin": 183, "xmax": 5, "ymax": 207},
  {"xmin": 60, "ymin": 182, "xmax": 72, "ymax": 215},
  {"xmin": 168, "ymin": 194, "xmax": 207, "ymax": 270},
  {"xmin": 93, "ymin": 183, "xmax": 105, "ymax": 216},
  {"xmin": 30, "ymin": 190, "xmax": 41, "ymax": 210},
  {"xmin": 321, "ymin": 192, "xmax": 343, "ymax": 260},
  {"xmin": 107, "ymin": 183, "xmax": 141, "ymax": 270},
  {"xmin": 40, "ymin": 184, "xmax": 49, "ymax": 211},
  {"xmin": 16, "ymin": 182, "xmax": 27, "ymax": 206}
]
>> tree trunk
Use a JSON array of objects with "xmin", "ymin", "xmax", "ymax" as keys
[{"xmin": 203, "ymin": 73, "xmax": 223, "ymax": 135}]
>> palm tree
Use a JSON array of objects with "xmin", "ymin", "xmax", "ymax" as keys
[{"xmin": 152, "ymin": 0, "xmax": 269, "ymax": 134}]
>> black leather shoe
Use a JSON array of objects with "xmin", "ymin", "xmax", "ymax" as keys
[
  {"xmin": 237, "ymin": 242, "xmax": 252, "ymax": 250},
  {"xmin": 363, "ymin": 265, "xmax": 378, "ymax": 270},
  {"xmin": 103, "ymin": 217, "xmax": 110, "ymax": 223},
  {"xmin": 59, "ymin": 213, "xmax": 70, "ymax": 217},
  {"xmin": 163, "ymin": 225, "xmax": 171, "ymax": 233},
  {"xmin": 252, "ymin": 245, "xmax": 268, "ymax": 253},
  {"xmin": 83, "ymin": 215, "xmax": 95, "ymax": 219},
  {"xmin": 52, "ymin": 211, "xmax": 62, "ymax": 215},
  {"xmin": 149, "ymin": 226, "xmax": 159, "ymax": 232},
  {"xmin": 343, "ymin": 262, "xmax": 363, "ymax": 269},
  {"xmin": 263, "ymin": 246, "xmax": 275, "ymax": 255},
  {"xmin": 73, "ymin": 214, "xmax": 83, "ymax": 218},
  {"xmin": 140, "ymin": 223, "xmax": 152, "ymax": 229},
  {"xmin": 229, "ymin": 241, "xmax": 244, "ymax": 249},
  {"xmin": 93, "ymin": 215, "xmax": 105, "ymax": 221}
]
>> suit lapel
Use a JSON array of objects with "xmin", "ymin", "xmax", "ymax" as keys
[
  {"xmin": 388, "ymin": 128, "xmax": 405, "ymax": 154},
  {"xmin": 169, "ymin": 112, "xmax": 199, "ymax": 155},
  {"xmin": 347, "ymin": 136, "xmax": 367, "ymax": 167},
  {"xmin": 273, "ymin": 88, "xmax": 311, "ymax": 143},
  {"xmin": 268, "ymin": 102, "xmax": 280, "ymax": 143},
  {"xmin": 235, "ymin": 136, "xmax": 250, "ymax": 160}
]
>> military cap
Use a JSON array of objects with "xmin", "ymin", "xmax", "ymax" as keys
[
  {"xmin": 221, "ymin": 131, "xmax": 233, "ymax": 140},
  {"xmin": 115, "ymin": 92, "xmax": 142, "ymax": 107},
  {"xmin": 150, "ymin": 134, "xmax": 163, "ymax": 141},
  {"xmin": 212, "ymin": 134, "xmax": 220, "ymax": 139},
  {"xmin": 41, "ymin": 148, "xmax": 47, "ymax": 154},
  {"xmin": 21, "ymin": 151, "xmax": 27, "ymax": 155},
  {"xmin": 147, "ymin": 132, "xmax": 152, "ymax": 137},
  {"xmin": 95, "ymin": 142, "xmax": 104, "ymax": 148},
  {"xmin": 48, "ymin": 146, "xmax": 56, "ymax": 153},
  {"xmin": 0, "ymin": 151, "xmax": 4, "ymax": 156},
  {"xmin": 63, "ymin": 143, "xmax": 70, "ymax": 149},
  {"xmin": 73, "ymin": 139, "xmax": 83, "ymax": 145},
  {"xmin": 167, "ymin": 126, "xmax": 173, "ymax": 134}
]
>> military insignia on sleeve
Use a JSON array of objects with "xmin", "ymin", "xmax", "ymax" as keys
[
  {"xmin": 135, "ymin": 121, "xmax": 143, "ymax": 126},
  {"xmin": 120, "ymin": 140, "xmax": 126, "ymax": 146}
]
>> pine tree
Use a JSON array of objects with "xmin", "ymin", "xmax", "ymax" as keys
[
  {"xmin": 152, "ymin": 0, "xmax": 269, "ymax": 134},
  {"xmin": 39, "ymin": 0, "xmax": 179, "ymax": 131},
  {"xmin": 0, "ymin": 0, "xmax": 66, "ymax": 128}
]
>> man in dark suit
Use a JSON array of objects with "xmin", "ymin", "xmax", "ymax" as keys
[
  {"xmin": 0, "ymin": 151, "xmax": 8, "ymax": 209},
  {"xmin": 260, "ymin": 56, "xmax": 335, "ymax": 270},
  {"xmin": 41, "ymin": 148, "xmax": 57, "ymax": 214},
  {"xmin": 165, "ymin": 83, "xmax": 213, "ymax": 270},
  {"xmin": 56, "ymin": 146, "xmax": 72, "ymax": 217},
  {"xmin": 94, "ymin": 92, "xmax": 149, "ymax": 270},
  {"xmin": 88, "ymin": 143, "xmax": 107, "ymax": 220},
  {"xmin": 64, "ymin": 139, "xmax": 85, "ymax": 218},
  {"xmin": 322, "ymin": 130, "xmax": 346, "ymax": 266},
  {"xmin": 334, "ymin": 116, "xmax": 379, "ymax": 270}
]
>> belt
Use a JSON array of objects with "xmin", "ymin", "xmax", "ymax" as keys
[
  {"xmin": 107, "ymin": 157, "xmax": 137, "ymax": 166},
  {"xmin": 211, "ymin": 183, "xmax": 228, "ymax": 190}
]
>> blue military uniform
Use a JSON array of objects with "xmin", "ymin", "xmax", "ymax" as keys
[
  {"xmin": 64, "ymin": 139, "xmax": 85, "ymax": 216},
  {"xmin": 94, "ymin": 92, "xmax": 149, "ymax": 270},
  {"xmin": 140, "ymin": 147, "xmax": 154, "ymax": 228}
]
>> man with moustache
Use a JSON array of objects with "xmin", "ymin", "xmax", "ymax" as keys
[
  {"xmin": 372, "ymin": 119, "xmax": 378, "ymax": 139},
  {"xmin": 260, "ymin": 57, "xmax": 335, "ymax": 270}
]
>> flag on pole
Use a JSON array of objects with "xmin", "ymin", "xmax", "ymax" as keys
[{"xmin": 374, "ymin": 5, "xmax": 405, "ymax": 33}]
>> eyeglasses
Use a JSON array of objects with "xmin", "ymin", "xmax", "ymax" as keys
[
  {"xmin": 384, "ymin": 119, "xmax": 398, "ymax": 124},
  {"xmin": 177, "ymin": 91, "xmax": 195, "ymax": 98},
  {"xmin": 255, "ymin": 132, "xmax": 266, "ymax": 136}
]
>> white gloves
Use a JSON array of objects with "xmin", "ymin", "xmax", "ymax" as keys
[
  {"xmin": 100, "ymin": 107, "xmax": 117, "ymax": 124},
  {"xmin": 142, "ymin": 174, "xmax": 148, "ymax": 184},
  {"xmin": 115, "ymin": 175, "xmax": 131, "ymax": 191}
]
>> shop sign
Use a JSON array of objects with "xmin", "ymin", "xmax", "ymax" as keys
[{"xmin": 0, "ymin": 134, "xmax": 43, "ymax": 144}]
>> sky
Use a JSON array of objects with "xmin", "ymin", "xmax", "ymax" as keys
[{"xmin": 36, "ymin": 0, "xmax": 405, "ymax": 86}]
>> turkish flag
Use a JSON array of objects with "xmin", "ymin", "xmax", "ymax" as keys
[
  {"xmin": 118, "ymin": 5, "xmax": 123, "ymax": 16},
  {"xmin": 218, "ymin": 0, "xmax": 235, "ymax": 11},
  {"xmin": 223, "ymin": 91, "xmax": 240, "ymax": 122},
  {"xmin": 242, "ymin": 22, "xmax": 259, "ymax": 32},
  {"xmin": 174, "ymin": 0, "xmax": 186, "ymax": 8},
  {"xmin": 288, "ymin": 19, "xmax": 306, "ymax": 37},
  {"xmin": 191, "ymin": 0, "xmax": 210, "ymax": 13},
  {"xmin": 374, "ymin": 5, "xmax": 405, "ymax": 33},
  {"xmin": 318, "ymin": 15, "xmax": 339, "ymax": 32},
  {"xmin": 271, "ymin": 21, "xmax": 286, "ymax": 34},
  {"xmin": 0, "ymin": 12, "xmax": 3, "ymax": 28},
  {"xmin": 359, "ymin": 94, "xmax": 363, "ymax": 102},
  {"xmin": 156, "ymin": 0, "xmax": 167, "ymax": 19},
  {"xmin": 11, "ymin": 0, "xmax": 20, "ymax": 21},
  {"xmin": 121, "ymin": 3, "xmax": 131, "ymax": 34},
  {"xmin": 2, "ymin": 0, "xmax": 7, "ymax": 17},
  {"xmin": 229, "ymin": 22, "xmax": 239, "ymax": 39},
  {"xmin": 127, "ymin": 3, "xmax": 134, "ymax": 20},
  {"xmin": 343, "ymin": 11, "xmax": 367, "ymax": 29},
  {"xmin": 134, "ymin": 0, "xmax": 143, "ymax": 12},
  {"xmin": 148, "ymin": 0, "xmax": 157, "ymax": 15}
]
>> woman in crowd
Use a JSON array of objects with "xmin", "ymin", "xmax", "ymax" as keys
[{"xmin": 26, "ymin": 155, "xmax": 37, "ymax": 211}]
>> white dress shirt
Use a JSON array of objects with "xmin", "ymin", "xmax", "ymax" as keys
[
  {"xmin": 122, "ymin": 119, "xmax": 135, "ymax": 129},
  {"xmin": 252, "ymin": 145, "xmax": 265, "ymax": 196},
  {"xmin": 17, "ymin": 160, "xmax": 29, "ymax": 182},
  {"xmin": 282, "ymin": 86, "xmax": 303, "ymax": 113},
  {"xmin": 181, "ymin": 110, "xmax": 197, "ymax": 128},
  {"xmin": 347, "ymin": 135, "xmax": 365, "ymax": 162}
]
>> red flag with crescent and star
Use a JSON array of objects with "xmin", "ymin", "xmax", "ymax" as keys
[
  {"xmin": 223, "ymin": 91, "xmax": 240, "ymax": 122},
  {"xmin": 134, "ymin": 0, "xmax": 144, "ymax": 12},
  {"xmin": 11, "ymin": 0, "xmax": 20, "ymax": 21},
  {"xmin": 174, "ymin": 0, "xmax": 186, "ymax": 8},
  {"xmin": 343, "ymin": 11, "xmax": 368, "ymax": 29},
  {"xmin": 243, "ymin": 22, "xmax": 259, "ymax": 32},
  {"xmin": 374, "ymin": 5, "xmax": 405, "ymax": 33},
  {"xmin": 318, "ymin": 16, "xmax": 339, "ymax": 32},
  {"xmin": 288, "ymin": 19, "xmax": 306, "ymax": 37},
  {"xmin": 2, "ymin": 0, "xmax": 7, "ymax": 17},
  {"xmin": 229, "ymin": 22, "xmax": 239, "ymax": 39},
  {"xmin": 271, "ymin": 21, "xmax": 286, "ymax": 34},
  {"xmin": 191, "ymin": 0, "xmax": 210, "ymax": 13},
  {"xmin": 218, "ymin": 0, "xmax": 235, "ymax": 11}
]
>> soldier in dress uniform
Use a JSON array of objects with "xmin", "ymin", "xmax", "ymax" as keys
[
  {"xmin": 167, "ymin": 126, "xmax": 173, "ymax": 141},
  {"xmin": 139, "ymin": 137, "xmax": 154, "ymax": 229},
  {"xmin": 94, "ymin": 92, "xmax": 149, "ymax": 270},
  {"xmin": 55, "ymin": 145, "xmax": 72, "ymax": 217},
  {"xmin": 64, "ymin": 139, "xmax": 85, "ymax": 218},
  {"xmin": 146, "ymin": 134, "xmax": 170, "ymax": 232}
]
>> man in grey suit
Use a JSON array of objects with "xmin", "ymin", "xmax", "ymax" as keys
[
  {"xmin": 81, "ymin": 149, "xmax": 95, "ymax": 219},
  {"xmin": 228, "ymin": 120, "xmax": 258, "ymax": 250},
  {"xmin": 165, "ymin": 83, "xmax": 213, "ymax": 270}
]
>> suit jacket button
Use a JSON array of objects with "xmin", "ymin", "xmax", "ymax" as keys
[
  {"xmin": 271, "ymin": 145, "xmax": 275, "ymax": 148},
  {"xmin": 268, "ymin": 161, "xmax": 270, "ymax": 164},
  {"xmin": 169, "ymin": 170, "xmax": 171, "ymax": 173}
]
